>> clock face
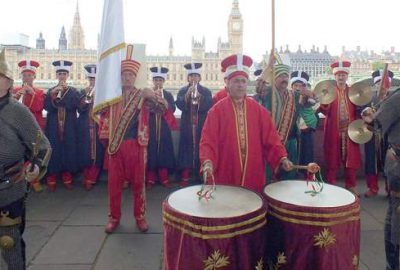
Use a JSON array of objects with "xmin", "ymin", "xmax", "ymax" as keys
[{"xmin": 232, "ymin": 22, "xmax": 241, "ymax": 31}]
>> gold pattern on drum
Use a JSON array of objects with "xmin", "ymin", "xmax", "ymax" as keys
[
  {"xmin": 352, "ymin": 255, "xmax": 359, "ymax": 269},
  {"xmin": 255, "ymin": 258, "xmax": 264, "ymax": 270},
  {"xmin": 203, "ymin": 250, "xmax": 230, "ymax": 270},
  {"xmin": 313, "ymin": 228, "xmax": 337, "ymax": 249},
  {"xmin": 272, "ymin": 252, "xmax": 287, "ymax": 270}
]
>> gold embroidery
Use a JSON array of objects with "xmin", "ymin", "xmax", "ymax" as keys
[
  {"xmin": 269, "ymin": 210, "xmax": 359, "ymax": 226},
  {"xmin": 272, "ymin": 252, "xmax": 287, "ymax": 270},
  {"xmin": 255, "ymin": 258, "xmax": 263, "ymax": 270},
  {"xmin": 203, "ymin": 250, "xmax": 230, "ymax": 270},
  {"xmin": 277, "ymin": 90, "xmax": 295, "ymax": 145},
  {"xmin": 163, "ymin": 211, "xmax": 265, "ymax": 231},
  {"xmin": 314, "ymin": 228, "xmax": 336, "ymax": 248},
  {"xmin": 352, "ymin": 255, "xmax": 359, "ymax": 269},
  {"xmin": 269, "ymin": 203, "xmax": 360, "ymax": 218},
  {"xmin": 163, "ymin": 217, "xmax": 266, "ymax": 240}
]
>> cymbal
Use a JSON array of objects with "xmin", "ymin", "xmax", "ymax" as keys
[
  {"xmin": 348, "ymin": 119, "xmax": 373, "ymax": 144},
  {"xmin": 349, "ymin": 79, "xmax": 373, "ymax": 106},
  {"xmin": 313, "ymin": 79, "xmax": 337, "ymax": 104}
]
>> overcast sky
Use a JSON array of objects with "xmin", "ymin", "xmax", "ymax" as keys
[{"xmin": 1, "ymin": 0, "xmax": 399, "ymax": 62}]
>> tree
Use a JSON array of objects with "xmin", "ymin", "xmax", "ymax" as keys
[{"xmin": 372, "ymin": 61, "xmax": 385, "ymax": 71}]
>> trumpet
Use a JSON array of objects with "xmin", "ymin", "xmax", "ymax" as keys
[
  {"xmin": 55, "ymin": 81, "xmax": 68, "ymax": 102},
  {"xmin": 84, "ymin": 86, "xmax": 95, "ymax": 104},
  {"xmin": 190, "ymin": 82, "xmax": 200, "ymax": 105},
  {"xmin": 18, "ymin": 82, "xmax": 28, "ymax": 103}
]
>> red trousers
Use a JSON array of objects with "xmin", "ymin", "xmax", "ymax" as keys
[
  {"xmin": 181, "ymin": 168, "xmax": 191, "ymax": 180},
  {"xmin": 326, "ymin": 167, "xmax": 357, "ymax": 189},
  {"xmin": 46, "ymin": 172, "xmax": 73, "ymax": 186},
  {"xmin": 83, "ymin": 165, "xmax": 101, "ymax": 184},
  {"xmin": 366, "ymin": 174, "xmax": 379, "ymax": 193},
  {"xmin": 108, "ymin": 139, "xmax": 145, "ymax": 221},
  {"xmin": 146, "ymin": 168, "xmax": 169, "ymax": 184}
]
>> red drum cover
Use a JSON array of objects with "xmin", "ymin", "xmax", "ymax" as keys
[
  {"xmin": 264, "ymin": 180, "xmax": 360, "ymax": 270},
  {"xmin": 163, "ymin": 185, "xmax": 267, "ymax": 270}
]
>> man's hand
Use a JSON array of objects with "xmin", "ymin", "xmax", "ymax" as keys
[
  {"xmin": 202, "ymin": 160, "xmax": 214, "ymax": 184},
  {"xmin": 361, "ymin": 107, "xmax": 375, "ymax": 124},
  {"xmin": 280, "ymin": 158, "xmax": 293, "ymax": 172},
  {"xmin": 141, "ymin": 88, "xmax": 156, "ymax": 100},
  {"xmin": 22, "ymin": 84, "xmax": 34, "ymax": 94},
  {"xmin": 25, "ymin": 164, "xmax": 39, "ymax": 182}
]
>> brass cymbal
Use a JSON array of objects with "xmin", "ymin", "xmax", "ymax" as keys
[
  {"xmin": 349, "ymin": 79, "xmax": 373, "ymax": 106},
  {"xmin": 348, "ymin": 119, "xmax": 373, "ymax": 144},
  {"xmin": 313, "ymin": 79, "xmax": 337, "ymax": 104}
]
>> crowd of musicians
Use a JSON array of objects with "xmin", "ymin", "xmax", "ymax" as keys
[{"xmin": 1, "ymin": 44, "xmax": 400, "ymax": 269}]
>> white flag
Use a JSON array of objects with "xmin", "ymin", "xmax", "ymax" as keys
[{"xmin": 93, "ymin": 0, "xmax": 125, "ymax": 114}]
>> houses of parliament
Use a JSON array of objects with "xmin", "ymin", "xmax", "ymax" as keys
[
  {"xmin": 2, "ymin": 0, "xmax": 398, "ymax": 90},
  {"xmin": 0, "ymin": 1, "xmax": 244, "ymax": 90}
]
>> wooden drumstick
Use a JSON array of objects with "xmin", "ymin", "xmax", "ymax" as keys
[{"xmin": 291, "ymin": 163, "xmax": 320, "ymax": 174}]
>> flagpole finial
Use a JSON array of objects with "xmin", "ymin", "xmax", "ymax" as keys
[{"xmin": 126, "ymin": 44, "xmax": 134, "ymax": 60}]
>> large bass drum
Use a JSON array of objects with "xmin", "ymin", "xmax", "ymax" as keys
[
  {"xmin": 263, "ymin": 180, "xmax": 360, "ymax": 270},
  {"xmin": 163, "ymin": 185, "xmax": 266, "ymax": 270}
]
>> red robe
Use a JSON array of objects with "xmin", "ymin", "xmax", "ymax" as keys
[
  {"xmin": 13, "ymin": 86, "xmax": 45, "ymax": 130},
  {"xmin": 200, "ymin": 96, "xmax": 287, "ymax": 192},
  {"xmin": 319, "ymin": 85, "xmax": 361, "ymax": 170},
  {"xmin": 212, "ymin": 87, "xmax": 228, "ymax": 105}
]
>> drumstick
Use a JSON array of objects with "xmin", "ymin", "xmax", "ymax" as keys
[
  {"xmin": 291, "ymin": 165, "xmax": 308, "ymax": 170},
  {"xmin": 291, "ymin": 163, "xmax": 320, "ymax": 174}
]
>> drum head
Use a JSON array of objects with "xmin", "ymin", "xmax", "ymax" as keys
[
  {"xmin": 167, "ymin": 185, "xmax": 263, "ymax": 218},
  {"xmin": 264, "ymin": 180, "xmax": 356, "ymax": 207}
]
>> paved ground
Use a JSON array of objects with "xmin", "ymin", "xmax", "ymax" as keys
[{"xmin": 15, "ymin": 176, "xmax": 388, "ymax": 270}]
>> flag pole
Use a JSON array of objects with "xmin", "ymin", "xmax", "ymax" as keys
[{"xmin": 271, "ymin": 0, "xmax": 276, "ymax": 121}]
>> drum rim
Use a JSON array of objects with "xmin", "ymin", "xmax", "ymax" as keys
[
  {"xmin": 263, "ymin": 180, "xmax": 359, "ymax": 209},
  {"xmin": 165, "ymin": 184, "xmax": 265, "ymax": 219}
]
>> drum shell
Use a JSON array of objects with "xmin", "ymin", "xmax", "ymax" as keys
[
  {"xmin": 163, "ymin": 186, "xmax": 267, "ymax": 270},
  {"xmin": 264, "ymin": 184, "xmax": 360, "ymax": 270}
]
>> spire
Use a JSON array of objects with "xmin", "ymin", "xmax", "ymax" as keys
[
  {"xmin": 58, "ymin": 26, "xmax": 67, "ymax": 50},
  {"xmin": 169, "ymin": 36, "xmax": 174, "ymax": 56},
  {"xmin": 231, "ymin": 0, "xmax": 241, "ymax": 17},
  {"xmin": 69, "ymin": 0, "xmax": 85, "ymax": 49},
  {"xmin": 36, "ymin": 32, "xmax": 45, "ymax": 49},
  {"xmin": 74, "ymin": 1, "xmax": 80, "ymax": 25}
]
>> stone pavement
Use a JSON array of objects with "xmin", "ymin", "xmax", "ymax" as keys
[{"xmin": 20, "ymin": 177, "xmax": 388, "ymax": 270}]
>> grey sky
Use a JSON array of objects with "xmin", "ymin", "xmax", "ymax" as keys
[{"xmin": 1, "ymin": 0, "xmax": 399, "ymax": 61}]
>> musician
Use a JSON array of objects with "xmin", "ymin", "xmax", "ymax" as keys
[
  {"xmin": 77, "ymin": 64, "xmax": 105, "ymax": 190},
  {"xmin": 146, "ymin": 67, "xmax": 177, "ymax": 189},
  {"xmin": 319, "ymin": 61, "xmax": 361, "ymax": 195},
  {"xmin": 98, "ymin": 45, "xmax": 154, "ymax": 233},
  {"xmin": 361, "ymin": 86, "xmax": 400, "ymax": 269},
  {"xmin": 200, "ymin": 54, "xmax": 291, "ymax": 192},
  {"xmin": 290, "ymin": 72, "xmax": 318, "ymax": 175},
  {"xmin": 12, "ymin": 60, "xmax": 46, "ymax": 192},
  {"xmin": 253, "ymin": 62, "xmax": 306, "ymax": 180},
  {"xmin": 176, "ymin": 63, "xmax": 212, "ymax": 187},
  {"xmin": 13, "ymin": 60, "xmax": 45, "ymax": 130},
  {"xmin": 362, "ymin": 70, "xmax": 394, "ymax": 198},
  {"xmin": 44, "ymin": 60, "xmax": 80, "ymax": 191},
  {"xmin": 0, "ymin": 49, "xmax": 51, "ymax": 270}
]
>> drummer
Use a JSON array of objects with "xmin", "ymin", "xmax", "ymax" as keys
[
  {"xmin": 318, "ymin": 61, "xmax": 361, "ymax": 195},
  {"xmin": 199, "ymin": 54, "xmax": 293, "ymax": 193}
]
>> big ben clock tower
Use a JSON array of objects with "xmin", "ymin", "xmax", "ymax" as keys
[{"xmin": 228, "ymin": 0, "xmax": 243, "ymax": 54}]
